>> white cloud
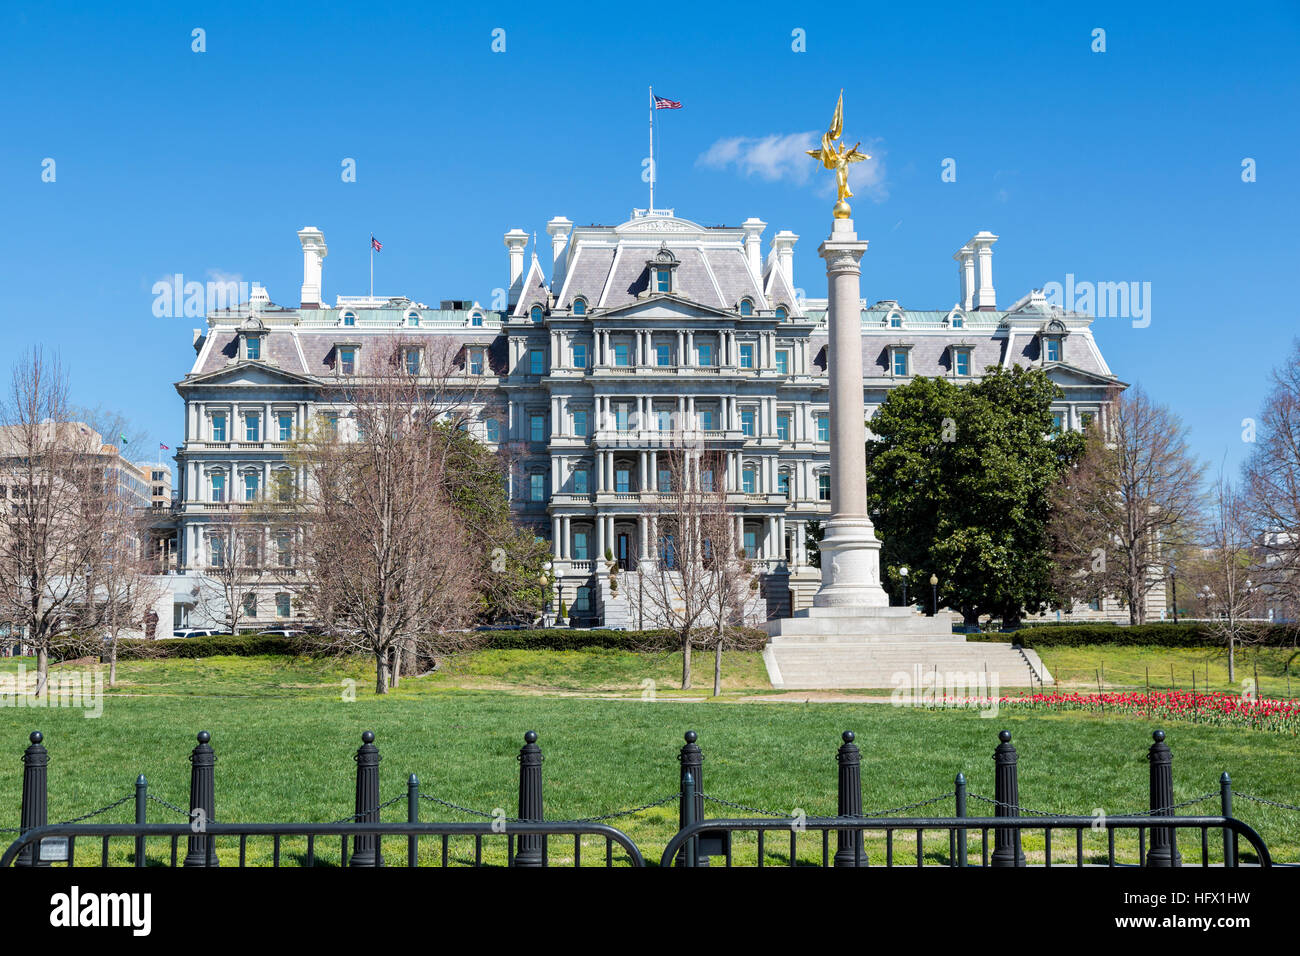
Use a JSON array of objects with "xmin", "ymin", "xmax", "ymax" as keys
[{"xmin": 697, "ymin": 132, "xmax": 888, "ymax": 202}]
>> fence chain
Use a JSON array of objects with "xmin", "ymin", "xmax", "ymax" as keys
[
  {"xmin": 566, "ymin": 793, "xmax": 680, "ymax": 824},
  {"xmin": 331, "ymin": 793, "xmax": 407, "ymax": 824},
  {"xmin": 852, "ymin": 792, "xmax": 957, "ymax": 818},
  {"xmin": 418, "ymin": 794, "xmax": 506, "ymax": 820},
  {"xmin": 967, "ymin": 791, "xmax": 1219, "ymax": 819},
  {"xmin": 146, "ymin": 794, "xmax": 191, "ymax": 816},
  {"xmin": 699, "ymin": 793, "xmax": 793, "ymax": 818},
  {"xmin": 1232, "ymin": 790, "xmax": 1300, "ymax": 813}
]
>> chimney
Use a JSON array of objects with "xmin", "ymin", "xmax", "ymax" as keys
[
  {"xmin": 741, "ymin": 217, "xmax": 766, "ymax": 282},
  {"xmin": 970, "ymin": 231, "xmax": 999, "ymax": 310},
  {"xmin": 546, "ymin": 217, "xmax": 573, "ymax": 292},
  {"xmin": 504, "ymin": 228, "xmax": 529, "ymax": 304},
  {"xmin": 297, "ymin": 227, "xmax": 328, "ymax": 308},
  {"xmin": 953, "ymin": 243, "xmax": 975, "ymax": 312},
  {"xmin": 770, "ymin": 229, "xmax": 798, "ymax": 293}
]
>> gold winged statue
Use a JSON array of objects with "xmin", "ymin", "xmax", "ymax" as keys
[{"xmin": 807, "ymin": 91, "xmax": 870, "ymax": 219}]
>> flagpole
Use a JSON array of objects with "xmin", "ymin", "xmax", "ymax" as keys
[
  {"xmin": 648, "ymin": 86, "xmax": 654, "ymax": 212},
  {"xmin": 370, "ymin": 234, "xmax": 374, "ymax": 298}
]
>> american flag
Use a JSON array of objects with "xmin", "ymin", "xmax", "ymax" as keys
[
  {"xmin": 370, "ymin": 235, "xmax": 383, "ymax": 252},
  {"xmin": 653, "ymin": 95, "xmax": 682, "ymax": 110},
  {"xmin": 160, "ymin": 442, "xmax": 169, "ymax": 451}
]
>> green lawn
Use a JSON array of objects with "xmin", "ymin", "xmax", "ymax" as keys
[
  {"xmin": 1, "ymin": 651, "xmax": 1297, "ymax": 866},
  {"xmin": 1036, "ymin": 644, "xmax": 1300, "ymax": 698}
]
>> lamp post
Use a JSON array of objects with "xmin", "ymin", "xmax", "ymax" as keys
[
  {"xmin": 899, "ymin": 566, "xmax": 909, "ymax": 609},
  {"xmin": 930, "ymin": 573, "xmax": 939, "ymax": 617},
  {"xmin": 1169, "ymin": 563, "xmax": 1178, "ymax": 623}
]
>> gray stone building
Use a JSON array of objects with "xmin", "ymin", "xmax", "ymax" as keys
[{"xmin": 170, "ymin": 210, "xmax": 1135, "ymax": 629}]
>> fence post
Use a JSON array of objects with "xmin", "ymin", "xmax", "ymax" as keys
[
  {"xmin": 682, "ymin": 771, "xmax": 697, "ymax": 869},
  {"xmin": 677, "ymin": 730, "xmax": 707, "ymax": 867},
  {"xmin": 134, "ymin": 774, "xmax": 147, "ymax": 868},
  {"xmin": 990, "ymin": 730, "xmax": 1025, "ymax": 867},
  {"xmin": 182, "ymin": 731, "xmax": 218, "ymax": 867},
  {"xmin": 955, "ymin": 772, "xmax": 967, "ymax": 868},
  {"xmin": 1219, "ymin": 772, "xmax": 1236, "ymax": 867},
  {"xmin": 1145, "ymin": 730, "xmax": 1181, "ymax": 867},
  {"xmin": 407, "ymin": 773, "xmax": 419, "ymax": 869},
  {"xmin": 1149, "ymin": 733, "xmax": 1180, "ymax": 868},
  {"xmin": 349, "ymin": 731, "xmax": 383, "ymax": 868},
  {"xmin": 16, "ymin": 731, "xmax": 49, "ymax": 868},
  {"xmin": 515, "ymin": 731, "xmax": 543, "ymax": 868},
  {"xmin": 834, "ymin": 731, "xmax": 864, "ymax": 867}
]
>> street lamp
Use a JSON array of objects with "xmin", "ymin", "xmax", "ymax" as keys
[
  {"xmin": 1169, "ymin": 563, "xmax": 1178, "ymax": 623},
  {"xmin": 899, "ymin": 566, "xmax": 909, "ymax": 609},
  {"xmin": 929, "ymin": 573, "xmax": 939, "ymax": 617}
]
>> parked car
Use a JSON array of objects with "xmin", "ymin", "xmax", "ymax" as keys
[
  {"xmin": 256, "ymin": 627, "xmax": 307, "ymax": 638},
  {"xmin": 171, "ymin": 628, "xmax": 222, "ymax": 639}
]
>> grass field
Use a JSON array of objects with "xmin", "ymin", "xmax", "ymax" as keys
[{"xmin": 1, "ymin": 648, "xmax": 1297, "ymax": 866}]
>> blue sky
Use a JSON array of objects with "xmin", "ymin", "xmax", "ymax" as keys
[{"xmin": 1, "ymin": 1, "xmax": 1296, "ymax": 479}]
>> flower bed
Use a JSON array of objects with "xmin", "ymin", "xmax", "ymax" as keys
[{"xmin": 1000, "ymin": 690, "xmax": 1299, "ymax": 733}]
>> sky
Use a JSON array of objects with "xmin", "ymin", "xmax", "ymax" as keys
[{"xmin": 1, "ymin": 1, "xmax": 1297, "ymax": 482}]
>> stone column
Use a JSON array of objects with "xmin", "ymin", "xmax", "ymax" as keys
[{"xmin": 814, "ymin": 218, "xmax": 888, "ymax": 609}]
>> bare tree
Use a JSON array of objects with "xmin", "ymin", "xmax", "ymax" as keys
[
  {"xmin": 194, "ymin": 506, "xmax": 277, "ymax": 635},
  {"xmin": 291, "ymin": 338, "xmax": 497, "ymax": 694},
  {"xmin": 1049, "ymin": 386, "xmax": 1205, "ymax": 623},
  {"xmin": 1198, "ymin": 472, "xmax": 1259, "ymax": 683},
  {"xmin": 83, "ymin": 502, "xmax": 167, "ymax": 686},
  {"xmin": 0, "ymin": 350, "xmax": 109, "ymax": 696}
]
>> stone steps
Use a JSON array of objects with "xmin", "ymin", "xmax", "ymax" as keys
[{"xmin": 764, "ymin": 640, "xmax": 1049, "ymax": 690}]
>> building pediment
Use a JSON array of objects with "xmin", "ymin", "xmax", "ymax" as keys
[
  {"xmin": 597, "ymin": 293, "xmax": 734, "ymax": 322},
  {"xmin": 180, "ymin": 361, "xmax": 316, "ymax": 389},
  {"xmin": 1042, "ymin": 363, "xmax": 1124, "ymax": 388}
]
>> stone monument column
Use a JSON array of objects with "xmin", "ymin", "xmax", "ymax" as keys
[{"xmin": 814, "ymin": 218, "xmax": 888, "ymax": 609}]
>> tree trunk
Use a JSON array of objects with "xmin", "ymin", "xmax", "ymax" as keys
[
  {"xmin": 1229, "ymin": 633, "xmax": 1236, "ymax": 683},
  {"xmin": 681, "ymin": 633, "xmax": 692, "ymax": 689},
  {"xmin": 109, "ymin": 637, "xmax": 117, "ymax": 688},
  {"xmin": 713, "ymin": 638, "xmax": 722, "ymax": 697},
  {"xmin": 391, "ymin": 645, "xmax": 402, "ymax": 688},
  {"xmin": 35, "ymin": 645, "xmax": 48, "ymax": 698},
  {"xmin": 375, "ymin": 650, "xmax": 390, "ymax": 695}
]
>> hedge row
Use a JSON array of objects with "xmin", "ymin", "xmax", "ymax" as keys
[
  {"xmin": 60, "ymin": 627, "xmax": 769, "ymax": 660},
  {"xmin": 970, "ymin": 622, "xmax": 1300, "ymax": 648}
]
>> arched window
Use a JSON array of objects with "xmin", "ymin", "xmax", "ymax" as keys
[
  {"xmin": 470, "ymin": 311, "xmax": 484, "ymax": 327},
  {"xmin": 739, "ymin": 298, "xmax": 754, "ymax": 317},
  {"xmin": 572, "ymin": 297, "xmax": 587, "ymax": 316},
  {"xmin": 406, "ymin": 310, "xmax": 421, "ymax": 327},
  {"xmin": 774, "ymin": 305, "xmax": 788, "ymax": 321},
  {"xmin": 341, "ymin": 311, "xmax": 356, "ymax": 327},
  {"xmin": 530, "ymin": 304, "xmax": 544, "ymax": 324}
]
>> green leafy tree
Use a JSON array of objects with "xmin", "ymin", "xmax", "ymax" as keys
[{"xmin": 867, "ymin": 366, "xmax": 1084, "ymax": 627}]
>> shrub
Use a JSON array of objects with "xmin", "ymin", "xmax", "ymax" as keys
[{"xmin": 968, "ymin": 622, "xmax": 1300, "ymax": 648}]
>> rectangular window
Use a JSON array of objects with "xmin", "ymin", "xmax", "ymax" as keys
[
  {"xmin": 775, "ymin": 350, "xmax": 789, "ymax": 375},
  {"xmin": 211, "ymin": 414, "xmax": 227, "ymax": 442},
  {"xmin": 469, "ymin": 349, "xmax": 485, "ymax": 375},
  {"xmin": 573, "ymin": 469, "xmax": 589, "ymax": 495},
  {"xmin": 777, "ymin": 413, "xmax": 790, "ymax": 442},
  {"xmin": 739, "ymin": 344, "xmax": 754, "ymax": 369},
  {"xmin": 246, "ymin": 336, "xmax": 261, "ymax": 360},
  {"xmin": 656, "ymin": 344, "xmax": 671, "ymax": 366},
  {"xmin": 278, "ymin": 414, "xmax": 293, "ymax": 442},
  {"xmin": 817, "ymin": 416, "xmax": 829, "ymax": 442},
  {"xmin": 743, "ymin": 530, "xmax": 757, "ymax": 559},
  {"xmin": 1045, "ymin": 338, "xmax": 1061, "ymax": 362},
  {"xmin": 572, "ymin": 343, "xmax": 588, "ymax": 369},
  {"xmin": 530, "ymin": 414, "xmax": 546, "ymax": 443},
  {"xmin": 327, "ymin": 414, "xmax": 339, "ymax": 439},
  {"xmin": 955, "ymin": 349, "xmax": 970, "ymax": 376},
  {"xmin": 244, "ymin": 473, "xmax": 259, "ymax": 501},
  {"xmin": 742, "ymin": 469, "xmax": 756, "ymax": 494},
  {"xmin": 657, "ymin": 410, "xmax": 672, "ymax": 431},
  {"xmin": 276, "ymin": 533, "xmax": 292, "ymax": 567},
  {"xmin": 530, "ymin": 473, "xmax": 545, "ymax": 501},
  {"xmin": 700, "ymin": 469, "xmax": 714, "ymax": 492},
  {"xmin": 209, "ymin": 537, "xmax": 224, "ymax": 567},
  {"xmin": 658, "ymin": 469, "xmax": 671, "ymax": 493},
  {"xmin": 1080, "ymin": 411, "xmax": 1096, "ymax": 430},
  {"xmin": 777, "ymin": 472, "xmax": 789, "ymax": 495},
  {"xmin": 615, "ymin": 469, "xmax": 630, "ymax": 494},
  {"xmin": 656, "ymin": 270, "xmax": 670, "ymax": 293},
  {"xmin": 699, "ymin": 409, "xmax": 715, "ymax": 431},
  {"xmin": 572, "ymin": 410, "xmax": 588, "ymax": 437},
  {"xmin": 892, "ymin": 350, "xmax": 909, "ymax": 376},
  {"xmin": 818, "ymin": 474, "xmax": 831, "ymax": 501},
  {"xmin": 276, "ymin": 593, "xmax": 291, "ymax": 618},
  {"xmin": 614, "ymin": 343, "xmax": 630, "ymax": 367},
  {"xmin": 741, "ymin": 409, "xmax": 756, "ymax": 437},
  {"xmin": 573, "ymin": 531, "xmax": 589, "ymax": 560},
  {"xmin": 530, "ymin": 349, "xmax": 545, "ymax": 375},
  {"xmin": 339, "ymin": 348, "xmax": 356, "ymax": 375},
  {"xmin": 243, "ymin": 593, "xmax": 257, "ymax": 618},
  {"xmin": 615, "ymin": 404, "xmax": 630, "ymax": 431},
  {"xmin": 210, "ymin": 473, "xmax": 225, "ymax": 503},
  {"xmin": 1051, "ymin": 411, "xmax": 1065, "ymax": 434},
  {"xmin": 245, "ymin": 414, "xmax": 260, "ymax": 442},
  {"xmin": 696, "ymin": 343, "xmax": 713, "ymax": 366}
]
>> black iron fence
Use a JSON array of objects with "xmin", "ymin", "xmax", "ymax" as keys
[{"xmin": 1, "ymin": 726, "xmax": 1292, "ymax": 868}]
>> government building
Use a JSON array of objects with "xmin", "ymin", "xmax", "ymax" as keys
[{"xmin": 168, "ymin": 209, "xmax": 1131, "ymax": 630}]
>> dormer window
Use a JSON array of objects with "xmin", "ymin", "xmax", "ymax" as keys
[
  {"xmin": 1044, "ymin": 337, "xmax": 1062, "ymax": 362},
  {"xmin": 646, "ymin": 243, "xmax": 680, "ymax": 296},
  {"xmin": 342, "ymin": 311, "xmax": 356, "ymax": 327},
  {"xmin": 572, "ymin": 297, "xmax": 587, "ymax": 316},
  {"xmin": 404, "ymin": 348, "xmax": 422, "ymax": 376},
  {"xmin": 245, "ymin": 335, "xmax": 262, "ymax": 361},
  {"xmin": 738, "ymin": 298, "xmax": 754, "ymax": 317},
  {"xmin": 774, "ymin": 305, "xmax": 789, "ymax": 321},
  {"xmin": 953, "ymin": 347, "xmax": 971, "ymax": 377},
  {"xmin": 337, "ymin": 346, "xmax": 357, "ymax": 375},
  {"xmin": 890, "ymin": 346, "xmax": 911, "ymax": 377},
  {"xmin": 888, "ymin": 311, "xmax": 903, "ymax": 329},
  {"xmin": 470, "ymin": 311, "xmax": 484, "ymax": 327},
  {"xmin": 530, "ymin": 304, "xmax": 544, "ymax": 325},
  {"xmin": 406, "ymin": 310, "xmax": 421, "ymax": 327},
  {"xmin": 952, "ymin": 316, "xmax": 964, "ymax": 328}
]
